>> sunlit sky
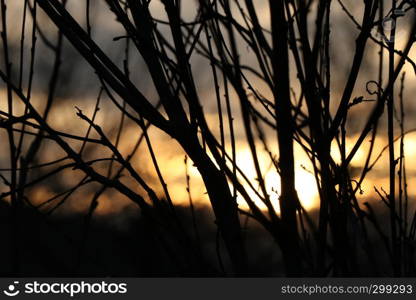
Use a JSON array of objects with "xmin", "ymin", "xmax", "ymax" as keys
[{"xmin": 0, "ymin": 0, "xmax": 416, "ymax": 218}]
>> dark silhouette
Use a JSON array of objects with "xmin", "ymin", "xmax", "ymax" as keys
[{"xmin": 1, "ymin": 0, "xmax": 416, "ymax": 277}]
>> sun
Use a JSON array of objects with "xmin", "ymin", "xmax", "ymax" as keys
[{"xmin": 233, "ymin": 146, "xmax": 319, "ymax": 213}]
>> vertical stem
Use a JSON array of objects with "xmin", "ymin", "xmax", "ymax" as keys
[
  {"xmin": 270, "ymin": 0, "xmax": 302, "ymax": 276},
  {"xmin": 1, "ymin": 0, "xmax": 18, "ymax": 275},
  {"xmin": 387, "ymin": 0, "xmax": 398, "ymax": 276},
  {"xmin": 398, "ymin": 72, "xmax": 406, "ymax": 274}
]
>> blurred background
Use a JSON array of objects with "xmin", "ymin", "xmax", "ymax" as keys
[{"xmin": 0, "ymin": 0, "xmax": 415, "ymax": 276}]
